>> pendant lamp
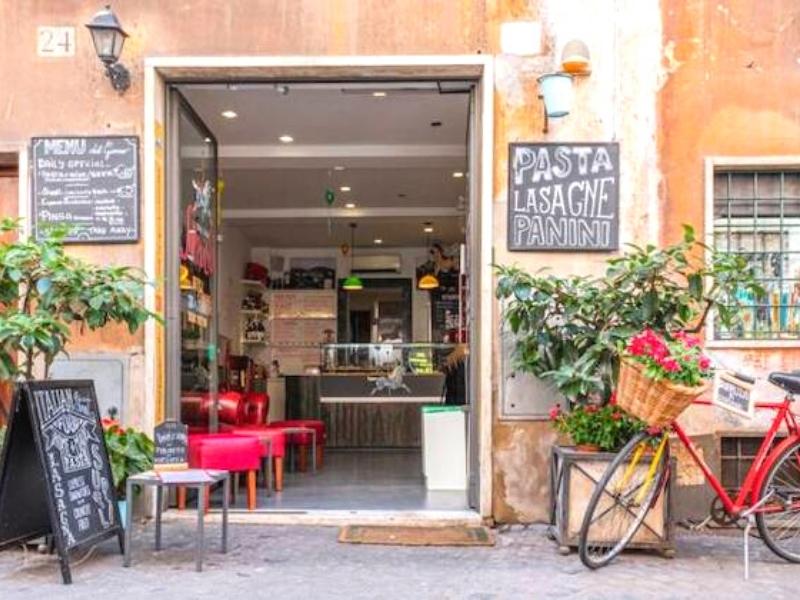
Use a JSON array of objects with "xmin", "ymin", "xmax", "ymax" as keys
[
  {"xmin": 342, "ymin": 222, "xmax": 364, "ymax": 291},
  {"xmin": 417, "ymin": 222, "xmax": 440, "ymax": 291}
]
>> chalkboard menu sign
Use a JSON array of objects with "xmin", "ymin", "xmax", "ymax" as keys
[
  {"xmin": 0, "ymin": 381, "xmax": 123, "ymax": 584},
  {"xmin": 154, "ymin": 420, "xmax": 188, "ymax": 471},
  {"xmin": 507, "ymin": 142, "xmax": 619, "ymax": 251},
  {"xmin": 31, "ymin": 136, "xmax": 139, "ymax": 243}
]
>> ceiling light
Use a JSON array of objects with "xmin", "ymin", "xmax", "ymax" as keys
[
  {"xmin": 345, "ymin": 203, "xmax": 356, "ymax": 209},
  {"xmin": 418, "ymin": 273, "xmax": 440, "ymax": 290},
  {"xmin": 204, "ymin": 137, "xmax": 211, "ymax": 143},
  {"xmin": 340, "ymin": 186, "xmax": 351, "ymax": 192},
  {"xmin": 374, "ymin": 239, "xmax": 383, "ymax": 245},
  {"xmin": 452, "ymin": 171, "xmax": 464, "ymax": 178},
  {"xmin": 372, "ymin": 91, "xmax": 387, "ymax": 97},
  {"xmin": 221, "ymin": 110, "xmax": 238, "ymax": 119},
  {"xmin": 333, "ymin": 165, "xmax": 346, "ymax": 171},
  {"xmin": 430, "ymin": 121, "xmax": 442, "ymax": 127},
  {"xmin": 279, "ymin": 134, "xmax": 294, "ymax": 143},
  {"xmin": 424, "ymin": 226, "xmax": 434, "ymax": 233}
]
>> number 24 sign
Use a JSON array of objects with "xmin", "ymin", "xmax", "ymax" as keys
[{"xmin": 37, "ymin": 27, "xmax": 76, "ymax": 57}]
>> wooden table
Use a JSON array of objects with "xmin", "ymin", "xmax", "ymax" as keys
[{"xmin": 123, "ymin": 469, "xmax": 229, "ymax": 572}]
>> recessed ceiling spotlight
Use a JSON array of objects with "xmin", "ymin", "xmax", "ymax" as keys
[
  {"xmin": 372, "ymin": 91, "xmax": 387, "ymax": 97},
  {"xmin": 423, "ymin": 221, "xmax": 434, "ymax": 233},
  {"xmin": 430, "ymin": 121, "xmax": 442, "ymax": 127},
  {"xmin": 340, "ymin": 186, "xmax": 351, "ymax": 192},
  {"xmin": 204, "ymin": 137, "xmax": 211, "ymax": 143},
  {"xmin": 374, "ymin": 238, "xmax": 383, "ymax": 245},
  {"xmin": 345, "ymin": 203, "xmax": 356, "ymax": 209},
  {"xmin": 452, "ymin": 171, "xmax": 464, "ymax": 178},
  {"xmin": 398, "ymin": 193, "xmax": 407, "ymax": 198},
  {"xmin": 333, "ymin": 165, "xmax": 346, "ymax": 171},
  {"xmin": 276, "ymin": 84, "xmax": 290, "ymax": 95},
  {"xmin": 279, "ymin": 134, "xmax": 294, "ymax": 143},
  {"xmin": 221, "ymin": 110, "xmax": 238, "ymax": 119}
]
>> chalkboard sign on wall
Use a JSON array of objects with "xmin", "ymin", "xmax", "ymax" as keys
[
  {"xmin": 31, "ymin": 136, "xmax": 139, "ymax": 243},
  {"xmin": 507, "ymin": 142, "xmax": 619, "ymax": 251},
  {"xmin": 0, "ymin": 381, "xmax": 123, "ymax": 584}
]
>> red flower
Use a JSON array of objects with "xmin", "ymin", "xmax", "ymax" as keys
[
  {"xmin": 611, "ymin": 412, "xmax": 622, "ymax": 421},
  {"xmin": 584, "ymin": 404, "xmax": 599, "ymax": 414},
  {"xmin": 548, "ymin": 404, "xmax": 562, "ymax": 421},
  {"xmin": 698, "ymin": 356, "xmax": 711, "ymax": 370},
  {"xmin": 609, "ymin": 392, "xmax": 617, "ymax": 406},
  {"xmin": 659, "ymin": 357, "xmax": 680, "ymax": 373}
]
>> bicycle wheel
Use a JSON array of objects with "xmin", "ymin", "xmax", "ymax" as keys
[
  {"xmin": 578, "ymin": 430, "xmax": 669, "ymax": 569},
  {"xmin": 756, "ymin": 439, "xmax": 800, "ymax": 562}
]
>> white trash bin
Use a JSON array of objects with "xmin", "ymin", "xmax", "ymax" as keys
[{"xmin": 421, "ymin": 405, "xmax": 467, "ymax": 490}]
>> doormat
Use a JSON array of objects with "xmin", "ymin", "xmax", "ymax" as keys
[{"xmin": 338, "ymin": 525, "xmax": 495, "ymax": 547}]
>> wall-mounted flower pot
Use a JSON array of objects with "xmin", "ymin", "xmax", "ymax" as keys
[{"xmin": 547, "ymin": 445, "xmax": 675, "ymax": 556}]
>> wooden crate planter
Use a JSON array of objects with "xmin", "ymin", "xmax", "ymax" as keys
[{"xmin": 548, "ymin": 445, "xmax": 675, "ymax": 556}]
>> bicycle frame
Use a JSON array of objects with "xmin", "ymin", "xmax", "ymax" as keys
[{"xmin": 671, "ymin": 396, "xmax": 800, "ymax": 517}]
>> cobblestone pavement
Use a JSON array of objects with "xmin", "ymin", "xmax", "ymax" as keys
[{"xmin": 0, "ymin": 522, "xmax": 797, "ymax": 599}]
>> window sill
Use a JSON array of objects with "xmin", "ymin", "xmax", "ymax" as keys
[{"xmin": 706, "ymin": 339, "xmax": 800, "ymax": 350}]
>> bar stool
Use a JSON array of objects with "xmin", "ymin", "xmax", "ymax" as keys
[{"xmin": 269, "ymin": 419, "xmax": 326, "ymax": 472}]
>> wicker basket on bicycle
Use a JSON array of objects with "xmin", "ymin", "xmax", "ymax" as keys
[{"xmin": 616, "ymin": 357, "xmax": 711, "ymax": 428}]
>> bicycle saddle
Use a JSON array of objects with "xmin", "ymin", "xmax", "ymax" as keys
[{"xmin": 768, "ymin": 372, "xmax": 800, "ymax": 395}]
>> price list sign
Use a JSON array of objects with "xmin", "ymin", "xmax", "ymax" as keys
[{"xmin": 31, "ymin": 136, "xmax": 140, "ymax": 243}]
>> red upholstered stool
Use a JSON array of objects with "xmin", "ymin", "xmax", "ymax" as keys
[
  {"xmin": 177, "ymin": 433, "xmax": 262, "ymax": 511},
  {"xmin": 229, "ymin": 427, "xmax": 287, "ymax": 492},
  {"xmin": 269, "ymin": 419, "xmax": 326, "ymax": 472}
]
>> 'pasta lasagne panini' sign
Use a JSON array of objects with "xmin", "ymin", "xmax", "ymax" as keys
[{"xmin": 507, "ymin": 142, "xmax": 619, "ymax": 251}]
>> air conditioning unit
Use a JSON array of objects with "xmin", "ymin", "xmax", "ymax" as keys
[{"xmin": 352, "ymin": 254, "xmax": 402, "ymax": 273}]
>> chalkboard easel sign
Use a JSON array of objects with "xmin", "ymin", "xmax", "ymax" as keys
[
  {"xmin": 713, "ymin": 371, "xmax": 755, "ymax": 418},
  {"xmin": 0, "ymin": 380, "xmax": 123, "ymax": 584},
  {"xmin": 31, "ymin": 136, "xmax": 140, "ymax": 243},
  {"xmin": 153, "ymin": 420, "xmax": 189, "ymax": 471},
  {"xmin": 507, "ymin": 142, "xmax": 620, "ymax": 251}
]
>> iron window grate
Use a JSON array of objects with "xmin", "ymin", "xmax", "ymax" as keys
[{"xmin": 713, "ymin": 168, "xmax": 800, "ymax": 340}]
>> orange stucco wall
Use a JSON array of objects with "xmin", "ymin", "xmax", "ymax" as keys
[{"xmin": 659, "ymin": 1, "xmax": 800, "ymax": 432}]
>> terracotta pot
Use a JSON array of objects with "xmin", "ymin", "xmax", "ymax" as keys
[{"xmin": 575, "ymin": 443, "xmax": 600, "ymax": 453}]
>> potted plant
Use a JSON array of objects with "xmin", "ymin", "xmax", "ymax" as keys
[
  {"xmin": 0, "ymin": 218, "xmax": 160, "ymax": 519},
  {"xmin": 549, "ymin": 403, "xmax": 642, "ymax": 453},
  {"xmin": 102, "ymin": 417, "xmax": 155, "ymax": 527},
  {"xmin": 495, "ymin": 225, "xmax": 762, "ymax": 553}
]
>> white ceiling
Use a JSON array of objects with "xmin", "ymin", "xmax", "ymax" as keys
[
  {"xmin": 234, "ymin": 216, "xmax": 464, "ymax": 248},
  {"xmin": 179, "ymin": 83, "xmax": 469, "ymax": 249}
]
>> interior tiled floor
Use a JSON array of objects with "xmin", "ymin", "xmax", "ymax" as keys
[{"xmin": 212, "ymin": 448, "xmax": 469, "ymax": 512}]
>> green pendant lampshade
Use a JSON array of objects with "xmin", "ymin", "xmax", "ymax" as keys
[
  {"xmin": 342, "ymin": 274, "xmax": 364, "ymax": 290},
  {"xmin": 343, "ymin": 222, "xmax": 363, "ymax": 291}
]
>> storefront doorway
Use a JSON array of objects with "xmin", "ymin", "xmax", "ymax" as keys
[{"xmin": 148, "ymin": 57, "xmax": 493, "ymax": 520}]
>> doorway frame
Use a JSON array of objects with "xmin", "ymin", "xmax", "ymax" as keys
[{"xmin": 143, "ymin": 55, "xmax": 494, "ymax": 519}]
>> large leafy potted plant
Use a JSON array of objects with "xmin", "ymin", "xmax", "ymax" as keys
[
  {"xmin": 496, "ymin": 225, "xmax": 762, "ymax": 553},
  {"xmin": 0, "ymin": 218, "xmax": 160, "ymax": 518}
]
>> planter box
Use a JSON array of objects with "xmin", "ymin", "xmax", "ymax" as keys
[{"xmin": 548, "ymin": 445, "xmax": 675, "ymax": 556}]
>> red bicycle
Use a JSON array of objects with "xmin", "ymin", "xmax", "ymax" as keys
[{"xmin": 578, "ymin": 370, "xmax": 800, "ymax": 569}]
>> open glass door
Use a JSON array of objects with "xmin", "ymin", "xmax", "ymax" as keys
[
  {"xmin": 166, "ymin": 89, "xmax": 220, "ymax": 432},
  {"xmin": 466, "ymin": 83, "xmax": 481, "ymax": 510}
]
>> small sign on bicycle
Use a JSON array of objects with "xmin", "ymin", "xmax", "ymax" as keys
[{"xmin": 713, "ymin": 371, "xmax": 755, "ymax": 419}]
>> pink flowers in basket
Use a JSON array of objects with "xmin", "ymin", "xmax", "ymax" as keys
[{"xmin": 625, "ymin": 329, "xmax": 713, "ymax": 388}]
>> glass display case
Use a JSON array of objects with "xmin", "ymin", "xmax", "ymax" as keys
[{"xmin": 320, "ymin": 343, "xmax": 461, "ymax": 375}]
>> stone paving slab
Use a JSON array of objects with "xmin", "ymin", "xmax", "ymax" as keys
[{"xmin": 0, "ymin": 522, "xmax": 796, "ymax": 599}]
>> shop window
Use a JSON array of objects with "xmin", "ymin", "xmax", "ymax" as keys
[{"xmin": 713, "ymin": 168, "xmax": 800, "ymax": 340}]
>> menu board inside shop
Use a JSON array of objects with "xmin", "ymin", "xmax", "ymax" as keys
[
  {"xmin": 507, "ymin": 142, "xmax": 619, "ymax": 251},
  {"xmin": 31, "ymin": 136, "xmax": 139, "ymax": 243}
]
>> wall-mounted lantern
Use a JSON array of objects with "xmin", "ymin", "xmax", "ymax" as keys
[
  {"xmin": 537, "ymin": 73, "xmax": 574, "ymax": 133},
  {"xmin": 85, "ymin": 5, "xmax": 130, "ymax": 93},
  {"xmin": 560, "ymin": 39, "xmax": 592, "ymax": 76}
]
